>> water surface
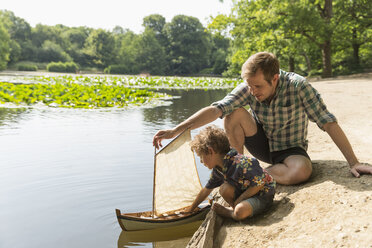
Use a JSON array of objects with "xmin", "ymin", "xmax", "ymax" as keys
[{"xmin": 0, "ymin": 88, "xmax": 229, "ymax": 248}]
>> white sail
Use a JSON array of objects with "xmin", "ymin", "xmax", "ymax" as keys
[{"xmin": 153, "ymin": 130, "xmax": 202, "ymax": 216}]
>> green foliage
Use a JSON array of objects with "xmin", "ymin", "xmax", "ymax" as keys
[
  {"xmin": 0, "ymin": 81, "xmax": 169, "ymax": 108},
  {"xmin": 17, "ymin": 63, "xmax": 38, "ymax": 71},
  {"xmin": 0, "ymin": 23, "xmax": 11, "ymax": 70},
  {"xmin": 164, "ymin": 15, "xmax": 211, "ymax": 75},
  {"xmin": 83, "ymin": 29, "xmax": 117, "ymax": 68},
  {"xmin": 104, "ymin": 65, "xmax": 129, "ymax": 74},
  {"xmin": 38, "ymin": 40, "xmax": 72, "ymax": 62},
  {"xmin": 3, "ymin": 5, "xmax": 369, "ymax": 77},
  {"xmin": 47, "ymin": 61, "xmax": 78, "ymax": 73},
  {"xmin": 211, "ymin": 0, "xmax": 372, "ymax": 77}
]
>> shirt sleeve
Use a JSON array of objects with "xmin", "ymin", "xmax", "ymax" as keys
[
  {"xmin": 205, "ymin": 169, "xmax": 224, "ymax": 189},
  {"xmin": 211, "ymin": 83, "xmax": 251, "ymax": 119},
  {"xmin": 299, "ymin": 81, "xmax": 337, "ymax": 130}
]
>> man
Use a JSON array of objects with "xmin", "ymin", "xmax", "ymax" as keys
[{"xmin": 153, "ymin": 52, "xmax": 372, "ymax": 185}]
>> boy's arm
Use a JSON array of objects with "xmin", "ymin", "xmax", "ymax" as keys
[
  {"xmin": 186, "ymin": 187, "xmax": 213, "ymax": 212},
  {"xmin": 234, "ymin": 184, "xmax": 264, "ymax": 207}
]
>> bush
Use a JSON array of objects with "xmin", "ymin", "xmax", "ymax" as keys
[
  {"xmin": 65, "ymin": 62, "xmax": 79, "ymax": 73},
  {"xmin": 104, "ymin": 65, "xmax": 128, "ymax": 74},
  {"xmin": 17, "ymin": 63, "xmax": 38, "ymax": 71},
  {"xmin": 47, "ymin": 61, "xmax": 79, "ymax": 73}
]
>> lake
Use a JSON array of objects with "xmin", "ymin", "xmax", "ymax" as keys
[{"xmin": 0, "ymin": 88, "xmax": 229, "ymax": 248}]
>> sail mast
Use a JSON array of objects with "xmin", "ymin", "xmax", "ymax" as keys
[{"xmin": 152, "ymin": 146, "xmax": 156, "ymax": 217}]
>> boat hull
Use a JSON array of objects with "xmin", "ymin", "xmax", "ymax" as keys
[{"xmin": 116, "ymin": 206, "xmax": 210, "ymax": 231}]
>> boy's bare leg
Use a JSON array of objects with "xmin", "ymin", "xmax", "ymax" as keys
[
  {"xmin": 213, "ymin": 182, "xmax": 254, "ymax": 220},
  {"xmin": 218, "ymin": 182, "xmax": 235, "ymax": 206},
  {"xmin": 213, "ymin": 202, "xmax": 253, "ymax": 220},
  {"xmin": 266, "ymin": 155, "xmax": 312, "ymax": 185}
]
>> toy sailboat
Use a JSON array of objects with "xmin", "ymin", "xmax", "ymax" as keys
[{"xmin": 115, "ymin": 129, "xmax": 210, "ymax": 231}]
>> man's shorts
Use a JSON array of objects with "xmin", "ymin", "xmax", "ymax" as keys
[{"xmin": 244, "ymin": 120, "xmax": 311, "ymax": 164}]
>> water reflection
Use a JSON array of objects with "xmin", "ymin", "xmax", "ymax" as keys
[
  {"xmin": 117, "ymin": 221, "xmax": 202, "ymax": 248},
  {"xmin": 0, "ymin": 107, "xmax": 28, "ymax": 126},
  {"xmin": 142, "ymin": 89, "xmax": 230, "ymax": 127}
]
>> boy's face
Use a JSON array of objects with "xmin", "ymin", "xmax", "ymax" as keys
[{"xmin": 199, "ymin": 148, "xmax": 219, "ymax": 169}]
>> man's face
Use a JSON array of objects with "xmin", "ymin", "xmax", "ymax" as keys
[{"xmin": 246, "ymin": 70, "xmax": 279, "ymax": 102}]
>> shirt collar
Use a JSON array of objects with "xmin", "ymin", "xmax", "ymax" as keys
[{"xmin": 220, "ymin": 148, "xmax": 238, "ymax": 172}]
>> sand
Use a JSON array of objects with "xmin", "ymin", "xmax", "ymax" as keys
[{"xmin": 187, "ymin": 73, "xmax": 372, "ymax": 248}]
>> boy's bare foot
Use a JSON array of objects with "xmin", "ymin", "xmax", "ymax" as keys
[{"xmin": 212, "ymin": 203, "xmax": 233, "ymax": 218}]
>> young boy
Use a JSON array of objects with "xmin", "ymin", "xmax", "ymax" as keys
[{"xmin": 187, "ymin": 125, "xmax": 275, "ymax": 220}]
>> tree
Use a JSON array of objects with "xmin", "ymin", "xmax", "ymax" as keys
[
  {"xmin": 83, "ymin": 29, "xmax": 117, "ymax": 68},
  {"xmin": 211, "ymin": 0, "xmax": 338, "ymax": 77},
  {"xmin": 62, "ymin": 27, "xmax": 91, "ymax": 66},
  {"xmin": 0, "ymin": 23, "xmax": 11, "ymax": 69},
  {"xmin": 0, "ymin": 10, "xmax": 32, "ymax": 64},
  {"xmin": 134, "ymin": 29, "xmax": 167, "ymax": 75},
  {"xmin": 37, "ymin": 40, "xmax": 72, "ymax": 62},
  {"xmin": 333, "ymin": 0, "xmax": 372, "ymax": 73},
  {"xmin": 164, "ymin": 15, "xmax": 211, "ymax": 75},
  {"xmin": 208, "ymin": 32, "xmax": 230, "ymax": 74}
]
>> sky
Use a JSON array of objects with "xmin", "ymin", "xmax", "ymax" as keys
[{"xmin": 1, "ymin": 0, "xmax": 233, "ymax": 33}]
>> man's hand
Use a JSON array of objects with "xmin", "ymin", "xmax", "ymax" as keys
[
  {"xmin": 152, "ymin": 129, "xmax": 176, "ymax": 149},
  {"xmin": 350, "ymin": 163, "xmax": 372, "ymax": 178}
]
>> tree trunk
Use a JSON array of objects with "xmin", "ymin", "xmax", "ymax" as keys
[
  {"xmin": 352, "ymin": 28, "xmax": 360, "ymax": 68},
  {"xmin": 321, "ymin": 40, "xmax": 332, "ymax": 78},
  {"xmin": 302, "ymin": 52, "xmax": 312, "ymax": 75},
  {"xmin": 321, "ymin": 0, "xmax": 333, "ymax": 78},
  {"xmin": 289, "ymin": 56, "xmax": 295, "ymax": 72}
]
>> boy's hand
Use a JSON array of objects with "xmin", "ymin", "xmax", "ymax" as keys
[{"xmin": 182, "ymin": 206, "xmax": 194, "ymax": 213}]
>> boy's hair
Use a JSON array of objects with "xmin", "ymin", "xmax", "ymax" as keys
[
  {"xmin": 190, "ymin": 125, "xmax": 230, "ymax": 156},
  {"xmin": 241, "ymin": 52, "xmax": 279, "ymax": 84}
]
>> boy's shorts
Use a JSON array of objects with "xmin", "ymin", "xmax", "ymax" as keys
[
  {"xmin": 244, "ymin": 193, "xmax": 274, "ymax": 217},
  {"xmin": 234, "ymin": 189, "xmax": 275, "ymax": 217},
  {"xmin": 244, "ymin": 120, "xmax": 311, "ymax": 164}
]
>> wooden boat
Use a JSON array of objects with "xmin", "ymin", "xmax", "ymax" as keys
[
  {"xmin": 116, "ymin": 129, "xmax": 210, "ymax": 231},
  {"xmin": 117, "ymin": 220, "xmax": 203, "ymax": 247}
]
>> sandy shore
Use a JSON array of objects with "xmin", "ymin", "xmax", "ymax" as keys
[{"xmin": 188, "ymin": 74, "xmax": 372, "ymax": 248}]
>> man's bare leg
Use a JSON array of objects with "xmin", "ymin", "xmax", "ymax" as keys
[
  {"xmin": 224, "ymin": 108, "xmax": 257, "ymax": 154},
  {"xmin": 266, "ymin": 155, "xmax": 312, "ymax": 185}
]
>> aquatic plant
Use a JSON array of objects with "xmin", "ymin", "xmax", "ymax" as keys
[
  {"xmin": 30, "ymin": 75, "xmax": 241, "ymax": 89},
  {"xmin": 0, "ymin": 82, "xmax": 170, "ymax": 109}
]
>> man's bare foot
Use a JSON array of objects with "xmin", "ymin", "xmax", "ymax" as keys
[{"xmin": 212, "ymin": 203, "xmax": 233, "ymax": 218}]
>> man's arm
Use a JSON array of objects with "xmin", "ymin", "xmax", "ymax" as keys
[
  {"xmin": 152, "ymin": 106, "xmax": 222, "ymax": 149},
  {"xmin": 323, "ymin": 122, "xmax": 372, "ymax": 177},
  {"xmin": 186, "ymin": 187, "xmax": 213, "ymax": 212}
]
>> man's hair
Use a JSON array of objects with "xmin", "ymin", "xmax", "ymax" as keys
[
  {"xmin": 190, "ymin": 125, "xmax": 230, "ymax": 156},
  {"xmin": 241, "ymin": 52, "xmax": 280, "ymax": 84}
]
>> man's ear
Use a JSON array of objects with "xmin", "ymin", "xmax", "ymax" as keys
[{"xmin": 272, "ymin": 73, "xmax": 279, "ymax": 86}]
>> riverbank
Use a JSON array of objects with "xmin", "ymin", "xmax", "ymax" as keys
[{"xmin": 187, "ymin": 74, "xmax": 372, "ymax": 248}]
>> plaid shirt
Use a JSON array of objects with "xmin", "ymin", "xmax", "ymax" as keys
[{"xmin": 212, "ymin": 70, "xmax": 337, "ymax": 152}]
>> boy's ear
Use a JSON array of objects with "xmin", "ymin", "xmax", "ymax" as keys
[{"xmin": 207, "ymin": 146, "xmax": 215, "ymax": 154}]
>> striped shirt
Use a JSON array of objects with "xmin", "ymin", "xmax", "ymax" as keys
[{"xmin": 212, "ymin": 70, "xmax": 337, "ymax": 152}]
